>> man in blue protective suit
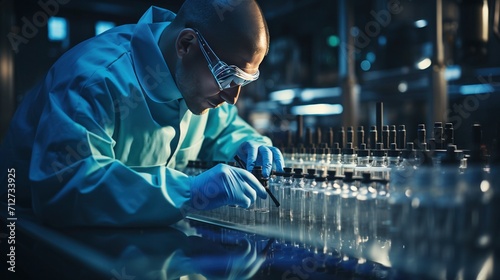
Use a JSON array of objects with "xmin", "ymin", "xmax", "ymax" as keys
[{"xmin": 0, "ymin": 0, "xmax": 284, "ymax": 227}]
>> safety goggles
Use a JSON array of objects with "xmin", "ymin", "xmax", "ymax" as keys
[{"xmin": 193, "ymin": 29, "xmax": 260, "ymax": 90}]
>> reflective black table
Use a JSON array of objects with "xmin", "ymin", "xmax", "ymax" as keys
[{"xmin": 1, "ymin": 207, "xmax": 497, "ymax": 280}]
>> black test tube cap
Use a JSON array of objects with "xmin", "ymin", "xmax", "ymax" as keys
[
  {"xmin": 357, "ymin": 126, "xmax": 365, "ymax": 149},
  {"xmin": 444, "ymin": 123, "xmax": 454, "ymax": 146},
  {"xmin": 382, "ymin": 125, "xmax": 389, "ymax": 149},
  {"xmin": 417, "ymin": 124, "xmax": 427, "ymax": 148},
  {"xmin": 389, "ymin": 125, "xmax": 397, "ymax": 146},
  {"xmin": 397, "ymin": 125, "xmax": 406, "ymax": 150},
  {"xmin": 369, "ymin": 125, "xmax": 378, "ymax": 150},
  {"xmin": 347, "ymin": 126, "xmax": 354, "ymax": 145}
]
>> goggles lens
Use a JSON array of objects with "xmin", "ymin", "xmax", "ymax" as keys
[{"xmin": 194, "ymin": 29, "xmax": 260, "ymax": 90}]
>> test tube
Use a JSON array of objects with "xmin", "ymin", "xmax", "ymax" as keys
[
  {"xmin": 355, "ymin": 143, "xmax": 371, "ymax": 178},
  {"xmin": 357, "ymin": 126, "xmax": 365, "ymax": 149},
  {"xmin": 329, "ymin": 143, "xmax": 342, "ymax": 175},
  {"xmin": 306, "ymin": 128, "xmax": 314, "ymax": 148},
  {"xmin": 370, "ymin": 143, "xmax": 388, "ymax": 180},
  {"xmin": 341, "ymin": 143, "xmax": 357, "ymax": 176},
  {"xmin": 290, "ymin": 168, "xmax": 305, "ymax": 222},
  {"xmin": 433, "ymin": 122, "xmax": 444, "ymax": 150},
  {"xmin": 347, "ymin": 126, "xmax": 354, "ymax": 146},
  {"xmin": 327, "ymin": 127, "xmax": 335, "ymax": 148},
  {"xmin": 339, "ymin": 171, "xmax": 359, "ymax": 241},
  {"xmin": 302, "ymin": 169, "xmax": 317, "ymax": 222},
  {"xmin": 444, "ymin": 122, "xmax": 454, "ymax": 147},
  {"xmin": 316, "ymin": 127, "xmax": 323, "ymax": 146},
  {"xmin": 252, "ymin": 166, "xmax": 270, "ymax": 225},
  {"xmin": 311, "ymin": 175, "xmax": 328, "ymax": 227},
  {"xmin": 417, "ymin": 124, "xmax": 427, "ymax": 150},
  {"xmin": 324, "ymin": 170, "xmax": 342, "ymax": 248},
  {"xmin": 356, "ymin": 172, "xmax": 377, "ymax": 245},
  {"xmin": 279, "ymin": 167, "xmax": 293, "ymax": 221},
  {"xmin": 382, "ymin": 125, "xmax": 389, "ymax": 149},
  {"xmin": 338, "ymin": 126, "xmax": 346, "ymax": 149},
  {"xmin": 397, "ymin": 125, "xmax": 406, "ymax": 150},
  {"xmin": 369, "ymin": 126, "xmax": 378, "ymax": 150},
  {"xmin": 389, "ymin": 125, "xmax": 397, "ymax": 146}
]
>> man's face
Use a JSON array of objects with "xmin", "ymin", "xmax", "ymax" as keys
[{"xmin": 175, "ymin": 30, "xmax": 266, "ymax": 115}]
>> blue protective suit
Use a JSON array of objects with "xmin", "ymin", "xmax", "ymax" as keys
[{"xmin": 0, "ymin": 6, "xmax": 271, "ymax": 227}]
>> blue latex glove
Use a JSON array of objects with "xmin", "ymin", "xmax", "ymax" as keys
[
  {"xmin": 189, "ymin": 164, "xmax": 267, "ymax": 211},
  {"xmin": 236, "ymin": 140, "xmax": 285, "ymax": 177}
]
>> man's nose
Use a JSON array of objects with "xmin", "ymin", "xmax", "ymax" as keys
[{"xmin": 219, "ymin": 86, "xmax": 241, "ymax": 105}]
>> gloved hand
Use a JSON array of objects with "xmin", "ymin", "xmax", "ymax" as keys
[
  {"xmin": 189, "ymin": 164, "xmax": 267, "ymax": 211},
  {"xmin": 236, "ymin": 140, "xmax": 285, "ymax": 177}
]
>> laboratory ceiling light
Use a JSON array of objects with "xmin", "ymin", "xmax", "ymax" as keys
[
  {"xmin": 48, "ymin": 17, "xmax": 68, "ymax": 41},
  {"xmin": 270, "ymin": 89, "xmax": 296, "ymax": 104},
  {"xmin": 414, "ymin": 19, "xmax": 428, "ymax": 28},
  {"xmin": 291, "ymin": 104, "xmax": 343, "ymax": 116},
  {"xmin": 459, "ymin": 84, "xmax": 494, "ymax": 95},
  {"xmin": 398, "ymin": 81, "xmax": 408, "ymax": 93},
  {"xmin": 416, "ymin": 58, "xmax": 432, "ymax": 70}
]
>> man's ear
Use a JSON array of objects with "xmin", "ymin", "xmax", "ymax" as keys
[{"xmin": 176, "ymin": 29, "xmax": 197, "ymax": 58}]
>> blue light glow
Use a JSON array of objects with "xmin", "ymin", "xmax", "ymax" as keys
[
  {"xmin": 445, "ymin": 65, "xmax": 462, "ymax": 81},
  {"xmin": 95, "ymin": 21, "xmax": 116, "ymax": 36},
  {"xmin": 48, "ymin": 17, "xmax": 67, "ymax": 41},
  {"xmin": 459, "ymin": 84, "xmax": 494, "ymax": 95},
  {"xmin": 378, "ymin": 36, "xmax": 387, "ymax": 46},
  {"xmin": 414, "ymin": 19, "xmax": 428, "ymax": 28},
  {"xmin": 366, "ymin": 52, "xmax": 376, "ymax": 63},
  {"xmin": 361, "ymin": 60, "xmax": 371, "ymax": 71},
  {"xmin": 270, "ymin": 89, "xmax": 296, "ymax": 104},
  {"xmin": 300, "ymin": 87, "xmax": 341, "ymax": 102}
]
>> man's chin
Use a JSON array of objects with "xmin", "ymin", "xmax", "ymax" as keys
[
  {"xmin": 190, "ymin": 107, "xmax": 210, "ymax": 115},
  {"xmin": 198, "ymin": 108, "xmax": 210, "ymax": 115},
  {"xmin": 197, "ymin": 104, "xmax": 222, "ymax": 115}
]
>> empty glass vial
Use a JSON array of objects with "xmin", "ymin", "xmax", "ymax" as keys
[
  {"xmin": 279, "ymin": 167, "xmax": 294, "ymax": 221},
  {"xmin": 315, "ymin": 147, "xmax": 331, "ymax": 177},
  {"xmin": 339, "ymin": 171, "xmax": 359, "ymax": 241},
  {"xmin": 370, "ymin": 143, "xmax": 389, "ymax": 181},
  {"xmin": 329, "ymin": 143, "xmax": 343, "ymax": 176},
  {"xmin": 341, "ymin": 143, "xmax": 357, "ymax": 176},
  {"xmin": 290, "ymin": 168, "xmax": 305, "ymax": 222},
  {"xmin": 324, "ymin": 170, "xmax": 342, "ymax": 248},
  {"xmin": 356, "ymin": 172, "xmax": 378, "ymax": 244},
  {"xmin": 355, "ymin": 143, "xmax": 371, "ymax": 178},
  {"xmin": 252, "ymin": 166, "xmax": 270, "ymax": 225},
  {"xmin": 302, "ymin": 169, "xmax": 317, "ymax": 222}
]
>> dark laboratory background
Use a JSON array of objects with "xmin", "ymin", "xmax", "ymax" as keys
[
  {"xmin": 1, "ymin": 1, "xmax": 500, "ymax": 280},
  {"xmin": 1, "ymin": 0, "xmax": 500, "ymax": 151}
]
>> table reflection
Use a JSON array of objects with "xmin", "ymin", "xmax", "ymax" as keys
[{"xmin": 3, "ymin": 212, "xmax": 269, "ymax": 280}]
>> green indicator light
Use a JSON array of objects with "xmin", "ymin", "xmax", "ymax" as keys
[{"xmin": 327, "ymin": 35, "xmax": 340, "ymax": 47}]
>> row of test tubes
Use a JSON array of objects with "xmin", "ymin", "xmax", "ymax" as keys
[{"xmin": 185, "ymin": 121, "xmax": 499, "ymax": 278}]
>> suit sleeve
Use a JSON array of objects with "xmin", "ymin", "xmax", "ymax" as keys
[{"xmin": 29, "ymin": 82, "xmax": 192, "ymax": 227}]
